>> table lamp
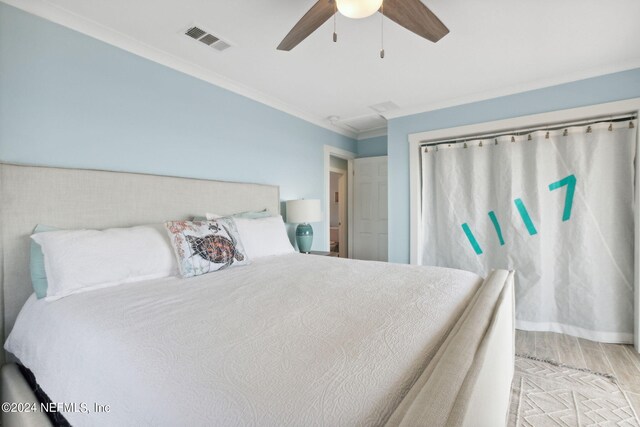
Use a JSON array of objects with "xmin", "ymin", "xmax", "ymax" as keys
[{"xmin": 286, "ymin": 199, "xmax": 322, "ymax": 253}]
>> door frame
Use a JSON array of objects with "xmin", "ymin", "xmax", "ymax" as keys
[
  {"xmin": 329, "ymin": 167, "xmax": 347, "ymax": 257},
  {"xmin": 324, "ymin": 145, "xmax": 355, "ymax": 256},
  {"xmin": 407, "ymin": 98, "xmax": 640, "ymax": 350}
]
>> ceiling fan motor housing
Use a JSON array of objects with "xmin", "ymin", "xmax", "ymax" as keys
[{"xmin": 335, "ymin": 0, "xmax": 383, "ymax": 19}]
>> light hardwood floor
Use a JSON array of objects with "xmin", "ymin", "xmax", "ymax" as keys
[{"xmin": 515, "ymin": 330, "xmax": 640, "ymax": 415}]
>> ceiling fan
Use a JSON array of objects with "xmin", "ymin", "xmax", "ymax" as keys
[{"xmin": 277, "ymin": 0, "xmax": 449, "ymax": 55}]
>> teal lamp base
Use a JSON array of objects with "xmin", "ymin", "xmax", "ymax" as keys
[{"xmin": 296, "ymin": 223, "xmax": 314, "ymax": 253}]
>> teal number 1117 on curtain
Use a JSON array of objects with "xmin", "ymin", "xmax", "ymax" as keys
[{"xmin": 461, "ymin": 174, "xmax": 576, "ymax": 254}]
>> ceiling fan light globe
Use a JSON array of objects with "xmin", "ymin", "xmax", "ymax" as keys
[{"xmin": 336, "ymin": 0, "xmax": 383, "ymax": 19}]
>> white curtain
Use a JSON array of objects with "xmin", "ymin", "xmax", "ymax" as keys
[{"xmin": 420, "ymin": 120, "xmax": 637, "ymax": 343}]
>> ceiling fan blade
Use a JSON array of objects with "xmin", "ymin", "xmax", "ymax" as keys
[
  {"xmin": 383, "ymin": 0, "xmax": 449, "ymax": 43},
  {"xmin": 277, "ymin": 0, "xmax": 336, "ymax": 51}
]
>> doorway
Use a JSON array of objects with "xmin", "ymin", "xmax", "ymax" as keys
[{"xmin": 324, "ymin": 145, "xmax": 355, "ymax": 258}]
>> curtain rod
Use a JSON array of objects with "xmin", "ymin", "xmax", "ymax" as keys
[{"xmin": 420, "ymin": 113, "xmax": 638, "ymax": 147}]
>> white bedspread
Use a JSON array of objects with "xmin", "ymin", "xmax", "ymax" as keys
[{"xmin": 5, "ymin": 254, "xmax": 482, "ymax": 426}]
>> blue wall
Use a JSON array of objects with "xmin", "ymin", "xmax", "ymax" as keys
[
  {"xmin": 356, "ymin": 135, "xmax": 387, "ymax": 158},
  {"xmin": 5, "ymin": 4, "xmax": 638, "ymax": 261},
  {"xmin": 388, "ymin": 68, "xmax": 640, "ymax": 263},
  {"xmin": 0, "ymin": 3, "xmax": 357, "ymax": 251}
]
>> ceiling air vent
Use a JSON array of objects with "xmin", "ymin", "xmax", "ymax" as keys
[
  {"xmin": 211, "ymin": 41, "xmax": 231, "ymax": 52},
  {"xmin": 185, "ymin": 26, "xmax": 206, "ymax": 40},
  {"xmin": 183, "ymin": 25, "xmax": 231, "ymax": 52},
  {"xmin": 199, "ymin": 33, "xmax": 219, "ymax": 46}
]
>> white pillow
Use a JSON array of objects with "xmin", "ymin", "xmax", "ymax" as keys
[
  {"xmin": 31, "ymin": 224, "xmax": 178, "ymax": 301},
  {"xmin": 233, "ymin": 215, "xmax": 295, "ymax": 259}
]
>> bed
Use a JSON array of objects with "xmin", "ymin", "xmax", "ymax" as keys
[{"xmin": 0, "ymin": 163, "xmax": 515, "ymax": 426}]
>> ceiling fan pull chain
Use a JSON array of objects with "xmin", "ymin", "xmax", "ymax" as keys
[
  {"xmin": 380, "ymin": 1, "xmax": 385, "ymax": 58},
  {"xmin": 333, "ymin": 1, "xmax": 338, "ymax": 43}
]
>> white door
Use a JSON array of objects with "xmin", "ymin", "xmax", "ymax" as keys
[{"xmin": 353, "ymin": 156, "xmax": 388, "ymax": 261}]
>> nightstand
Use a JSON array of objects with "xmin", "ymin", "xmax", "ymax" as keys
[{"xmin": 308, "ymin": 251, "xmax": 339, "ymax": 257}]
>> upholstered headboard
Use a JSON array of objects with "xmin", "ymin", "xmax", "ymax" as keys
[{"xmin": 0, "ymin": 163, "xmax": 280, "ymax": 362}]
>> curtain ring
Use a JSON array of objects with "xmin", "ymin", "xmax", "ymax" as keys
[
  {"xmin": 479, "ymin": 141, "xmax": 483, "ymax": 147},
  {"xmin": 511, "ymin": 136, "xmax": 515, "ymax": 143},
  {"xmin": 608, "ymin": 123, "xmax": 613, "ymax": 131},
  {"xmin": 630, "ymin": 121, "xmax": 635, "ymax": 129},
  {"xmin": 463, "ymin": 142, "xmax": 468, "ymax": 149},
  {"xmin": 527, "ymin": 134, "xmax": 532, "ymax": 141},
  {"xmin": 494, "ymin": 139, "xmax": 498, "ymax": 145},
  {"xmin": 563, "ymin": 129, "xmax": 568, "ymax": 136},
  {"xmin": 545, "ymin": 131, "xmax": 550, "ymax": 139},
  {"xmin": 586, "ymin": 126, "xmax": 592, "ymax": 133}
]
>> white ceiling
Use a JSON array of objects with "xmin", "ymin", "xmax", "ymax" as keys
[{"xmin": 7, "ymin": 0, "xmax": 640, "ymax": 138}]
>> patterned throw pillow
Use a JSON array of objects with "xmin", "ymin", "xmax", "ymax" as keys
[{"xmin": 164, "ymin": 219, "xmax": 250, "ymax": 277}]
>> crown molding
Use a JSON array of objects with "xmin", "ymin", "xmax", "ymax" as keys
[
  {"xmin": 384, "ymin": 60, "xmax": 640, "ymax": 121},
  {"xmin": 356, "ymin": 127, "xmax": 387, "ymax": 140},
  {"xmin": 2, "ymin": 0, "xmax": 358, "ymax": 139}
]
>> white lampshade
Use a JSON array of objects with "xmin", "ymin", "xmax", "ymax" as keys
[
  {"xmin": 336, "ymin": 0, "xmax": 383, "ymax": 19},
  {"xmin": 286, "ymin": 199, "xmax": 322, "ymax": 224}
]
